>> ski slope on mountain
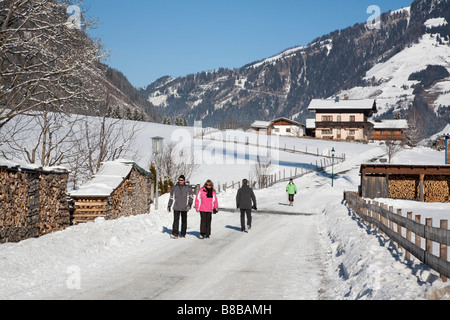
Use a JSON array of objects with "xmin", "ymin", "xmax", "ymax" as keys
[{"xmin": 1, "ymin": 121, "xmax": 450, "ymax": 300}]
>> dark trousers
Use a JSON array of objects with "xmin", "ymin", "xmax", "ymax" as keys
[
  {"xmin": 240, "ymin": 208, "xmax": 252, "ymax": 230},
  {"xmin": 288, "ymin": 194, "xmax": 295, "ymax": 202},
  {"xmin": 199, "ymin": 211, "xmax": 212, "ymax": 236},
  {"xmin": 173, "ymin": 211, "xmax": 188, "ymax": 236}
]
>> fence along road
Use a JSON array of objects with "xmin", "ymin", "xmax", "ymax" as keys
[{"xmin": 344, "ymin": 191, "xmax": 450, "ymax": 281}]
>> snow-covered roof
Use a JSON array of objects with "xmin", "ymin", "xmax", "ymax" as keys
[
  {"xmin": 70, "ymin": 159, "xmax": 150, "ymax": 198},
  {"xmin": 308, "ymin": 99, "xmax": 376, "ymax": 111},
  {"xmin": 369, "ymin": 119, "xmax": 409, "ymax": 129},
  {"xmin": 251, "ymin": 121, "xmax": 272, "ymax": 129},
  {"xmin": 306, "ymin": 119, "xmax": 316, "ymax": 129},
  {"xmin": 272, "ymin": 117, "xmax": 305, "ymax": 127},
  {"xmin": 0, "ymin": 157, "xmax": 68, "ymax": 174}
]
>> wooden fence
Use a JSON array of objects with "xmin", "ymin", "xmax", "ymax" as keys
[
  {"xmin": 201, "ymin": 134, "xmax": 346, "ymax": 160},
  {"xmin": 217, "ymin": 157, "xmax": 341, "ymax": 193},
  {"xmin": 205, "ymin": 133, "xmax": 344, "ymax": 192},
  {"xmin": 344, "ymin": 191, "xmax": 450, "ymax": 281}
]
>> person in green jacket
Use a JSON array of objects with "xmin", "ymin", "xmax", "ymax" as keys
[{"xmin": 286, "ymin": 179, "xmax": 297, "ymax": 206}]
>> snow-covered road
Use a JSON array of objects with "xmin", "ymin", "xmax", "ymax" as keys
[
  {"xmin": 40, "ymin": 211, "xmax": 325, "ymax": 300},
  {"xmin": 2, "ymin": 134, "xmax": 450, "ymax": 300}
]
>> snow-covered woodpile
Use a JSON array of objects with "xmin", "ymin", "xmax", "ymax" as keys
[
  {"xmin": 70, "ymin": 160, "xmax": 154, "ymax": 223},
  {"xmin": 0, "ymin": 161, "xmax": 70, "ymax": 243}
]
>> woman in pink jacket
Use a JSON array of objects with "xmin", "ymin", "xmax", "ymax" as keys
[{"xmin": 195, "ymin": 179, "xmax": 219, "ymax": 239}]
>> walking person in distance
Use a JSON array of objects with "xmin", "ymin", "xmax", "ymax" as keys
[
  {"xmin": 168, "ymin": 175, "xmax": 194, "ymax": 239},
  {"xmin": 236, "ymin": 179, "xmax": 257, "ymax": 232},
  {"xmin": 286, "ymin": 179, "xmax": 297, "ymax": 206},
  {"xmin": 195, "ymin": 179, "xmax": 219, "ymax": 239}
]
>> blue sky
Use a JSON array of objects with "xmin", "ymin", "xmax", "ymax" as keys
[{"xmin": 82, "ymin": 0, "xmax": 413, "ymax": 88}]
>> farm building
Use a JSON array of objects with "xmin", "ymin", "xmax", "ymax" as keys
[
  {"xmin": 360, "ymin": 164, "xmax": 450, "ymax": 203},
  {"xmin": 308, "ymin": 97, "xmax": 377, "ymax": 141},
  {"xmin": 271, "ymin": 118, "xmax": 305, "ymax": 137},
  {"xmin": 369, "ymin": 119, "xmax": 408, "ymax": 142},
  {"xmin": 250, "ymin": 118, "xmax": 305, "ymax": 137},
  {"xmin": 250, "ymin": 121, "xmax": 272, "ymax": 135},
  {"xmin": 70, "ymin": 160, "xmax": 154, "ymax": 223},
  {"xmin": 0, "ymin": 159, "xmax": 70, "ymax": 243}
]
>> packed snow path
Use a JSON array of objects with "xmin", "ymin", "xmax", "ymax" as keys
[
  {"xmin": 43, "ymin": 212, "xmax": 325, "ymax": 300},
  {"xmin": 3, "ymin": 144, "xmax": 450, "ymax": 299}
]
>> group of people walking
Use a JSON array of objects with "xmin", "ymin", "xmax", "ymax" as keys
[
  {"xmin": 167, "ymin": 175, "xmax": 297, "ymax": 239},
  {"xmin": 168, "ymin": 176, "xmax": 220, "ymax": 239}
]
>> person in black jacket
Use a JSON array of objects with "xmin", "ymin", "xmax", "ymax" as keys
[
  {"xmin": 236, "ymin": 179, "xmax": 257, "ymax": 232},
  {"xmin": 168, "ymin": 175, "xmax": 194, "ymax": 238}
]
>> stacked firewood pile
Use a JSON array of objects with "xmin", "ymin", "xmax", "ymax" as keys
[
  {"xmin": 388, "ymin": 175, "xmax": 419, "ymax": 200},
  {"xmin": 0, "ymin": 167, "xmax": 70, "ymax": 243},
  {"xmin": 0, "ymin": 169, "xmax": 36, "ymax": 242},
  {"xmin": 424, "ymin": 176, "xmax": 450, "ymax": 203},
  {"xmin": 39, "ymin": 173, "xmax": 71, "ymax": 235},
  {"xmin": 388, "ymin": 174, "xmax": 450, "ymax": 203}
]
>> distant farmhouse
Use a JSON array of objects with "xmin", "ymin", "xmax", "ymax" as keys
[
  {"xmin": 307, "ymin": 97, "xmax": 408, "ymax": 142},
  {"xmin": 251, "ymin": 117, "xmax": 305, "ymax": 137},
  {"xmin": 307, "ymin": 97, "xmax": 377, "ymax": 141}
]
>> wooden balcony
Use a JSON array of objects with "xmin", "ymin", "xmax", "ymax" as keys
[
  {"xmin": 370, "ymin": 133, "xmax": 406, "ymax": 141},
  {"xmin": 315, "ymin": 121, "xmax": 367, "ymax": 129}
]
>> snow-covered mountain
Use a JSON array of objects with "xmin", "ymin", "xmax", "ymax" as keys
[
  {"xmin": 338, "ymin": 32, "xmax": 450, "ymax": 112},
  {"xmin": 140, "ymin": 0, "xmax": 450, "ymax": 136}
]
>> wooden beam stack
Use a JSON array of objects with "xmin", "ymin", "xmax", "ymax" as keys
[{"xmin": 73, "ymin": 199, "xmax": 108, "ymax": 224}]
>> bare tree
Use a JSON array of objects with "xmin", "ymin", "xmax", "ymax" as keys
[
  {"xmin": 1, "ymin": 110, "xmax": 83, "ymax": 166},
  {"xmin": 1, "ymin": 111, "xmax": 143, "ymax": 189},
  {"xmin": 0, "ymin": 0, "xmax": 105, "ymax": 129},
  {"xmin": 384, "ymin": 139, "xmax": 403, "ymax": 163},
  {"xmin": 75, "ymin": 115, "xmax": 142, "ymax": 178},
  {"xmin": 251, "ymin": 157, "xmax": 273, "ymax": 189},
  {"xmin": 150, "ymin": 142, "xmax": 199, "ymax": 186},
  {"xmin": 405, "ymin": 110, "xmax": 425, "ymax": 147}
]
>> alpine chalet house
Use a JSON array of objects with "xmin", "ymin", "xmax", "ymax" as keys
[
  {"xmin": 271, "ymin": 118, "xmax": 305, "ymax": 137},
  {"xmin": 250, "ymin": 118, "xmax": 305, "ymax": 137},
  {"xmin": 307, "ymin": 97, "xmax": 377, "ymax": 141}
]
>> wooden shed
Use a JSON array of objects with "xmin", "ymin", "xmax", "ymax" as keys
[
  {"xmin": 0, "ymin": 159, "xmax": 70, "ymax": 243},
  {"xmin": 360, "ymin": 164, "xmax": 450, "ymax": 202},
  {"xmin": 69, "ymin": 160, "xmax": 154, "ymax": 223}
]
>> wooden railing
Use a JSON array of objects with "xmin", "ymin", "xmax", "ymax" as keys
[
  {"xmin": 199, "ymin": 133, "xmax": 346, "ymax": 160},
  {"xmin": 344, "ymin": 191, "xmax": 450, "ymax": 281}
]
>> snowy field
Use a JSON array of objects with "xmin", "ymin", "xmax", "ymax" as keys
[{"xmin": 1, "ymin": 120, "xmax": 450, "ymax": 301}]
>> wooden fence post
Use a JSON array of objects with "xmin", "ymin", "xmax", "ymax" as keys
[
  {"xmin": 397, "ymin": 209, "xmax": 402, "ymax": 251},
  {"xmin": 426, "ymin": 218, "xmax": 433, "ymax": 255},
  {"xmin": 415, "ymin": 215, "xmax": 421, "ymax": 250},
  {"xmin": 406, "ymin": 212, "xmax": 412, "ymax": 260},
  {"xmin": 440, "ymin": 220, "xmax": 448, "ymax": 282},
  {"xmin": 389, "ymin": 205, "xmax": 394, "ymax": 231}
]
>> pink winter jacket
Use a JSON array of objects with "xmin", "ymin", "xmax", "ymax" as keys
[{"xmin": 195, "ymin": 188, "xmax": 219, "ymax": 213}]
